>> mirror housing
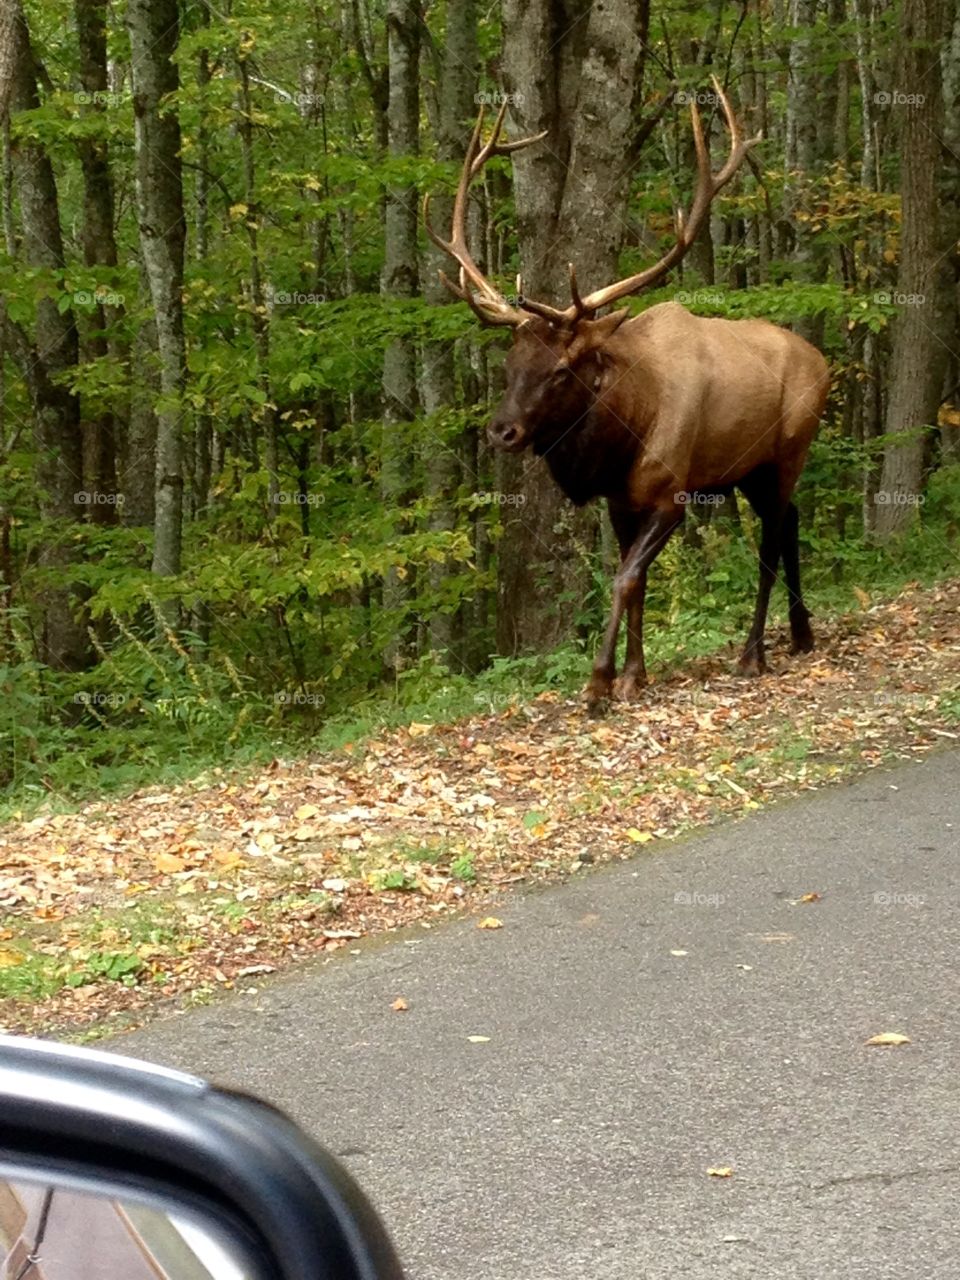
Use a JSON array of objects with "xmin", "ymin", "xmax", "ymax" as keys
[{"xmin": 0, "ymin": 1035, "xmax": 405, "ymax": 1280}]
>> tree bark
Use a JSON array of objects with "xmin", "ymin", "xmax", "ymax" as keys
[
  {"xmin": 75, "ymin": 0, "xmax": 119, "ymax": 527},
  {"xmin": 1, "ymin": 0, "xmax": 90, "ymax": 671},
  {"xmin": 127, "ymin": 0, "xmax": 186, "ymax": 600},
  {"xmin": 420, "ymin": 0, "xmax": 477, "ymax": 664},
  {"xmin": 380, "ymin": 0, "xmax": 420, "ymax": 671},
  {"xmin": 874, "ymin": 0, "xmax": 952, "ymax": 536}
]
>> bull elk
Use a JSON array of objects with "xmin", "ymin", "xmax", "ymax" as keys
[{"xmin": 424, "ymin": 80, "xmax": 830, "ymax": 711}]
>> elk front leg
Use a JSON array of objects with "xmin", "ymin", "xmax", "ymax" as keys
[
  {"xmin": 614, "ymin": 567, "xmax": 648, "ymax": 701},
  {"xmin": 585, "ymin": 508, "xmax": 682, "ymax": 712}
]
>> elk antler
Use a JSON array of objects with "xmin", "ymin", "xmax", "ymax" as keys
[
  {"xmin": 566, "ymin": 77, "xmax": 761, "ymax": 320},
  {"xmin": 423, "ymin": 102, "xmax": 548, "ymax": 328},
  {"xmin": 425, "ymin": 79, "xmax": 759, "ymax": 330}
]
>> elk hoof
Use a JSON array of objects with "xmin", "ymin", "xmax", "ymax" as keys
[
  {"xmin": 789, "ymin": 628, "xmax": 815, "ymax": 655},
  {"xmin": 584, "ymin": 675, "xmax": 612, "ymax": 716},
  {"xmin": 613, "ymin": 672, "xmax": 647, "ymax": 702},
  {"xmin": 736, "ymin": 652, "xmax": 766, "ymax": 677}
]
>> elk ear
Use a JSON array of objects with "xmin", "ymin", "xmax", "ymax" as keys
[{"xmin": 565, "ymin": 309, "xmax": 630, "ymax": 364}]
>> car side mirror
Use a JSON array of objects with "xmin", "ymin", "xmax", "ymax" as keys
[{"xmin": 0, "ymin": 1035, "xmax": 405, "ymax": 1279}]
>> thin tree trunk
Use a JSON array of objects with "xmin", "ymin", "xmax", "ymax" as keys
[
  {"xmin": 128, "ymin": 0, "xmax": 186, "ymax": 608},
  {"xmin": 381, "ymin": 0, "xmax": 420, "ymax": 672}
]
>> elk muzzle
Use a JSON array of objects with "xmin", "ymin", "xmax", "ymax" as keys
[{"xmin": 487, "ymin": 418, "xmax": 529, "ymax": 453}]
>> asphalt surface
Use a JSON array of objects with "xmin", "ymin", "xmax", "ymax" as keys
[{"xmin": 114, "ymin": 749, "xmax": 960, "ymax": 1279}]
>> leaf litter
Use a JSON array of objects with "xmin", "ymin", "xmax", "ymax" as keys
[{"xmin": 0, "ymin": 580, "xmax": 958, "ymax": 1038}]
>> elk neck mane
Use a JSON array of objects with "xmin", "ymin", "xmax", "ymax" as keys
[{"xmin": 534, "ymin": 323, "xmax": 659, "ymax": 508}]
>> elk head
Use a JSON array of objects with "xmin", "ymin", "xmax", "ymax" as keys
[{"xmin": 423, "ymin": 79, "xmax": 760, "ymax": 454}]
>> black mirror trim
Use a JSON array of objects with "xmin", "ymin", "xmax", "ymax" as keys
[{"xmin": 0, "ymin": 1036, "xmax": 406, "ymax": 1280}]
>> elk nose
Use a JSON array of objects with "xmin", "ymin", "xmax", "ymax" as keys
[{"xmin": 489, "ymin": 422, "xmax": 520, "ymax": 450}]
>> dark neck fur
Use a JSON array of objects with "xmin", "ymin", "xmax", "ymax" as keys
[{"xmin": 534, "ymin": 403, "xmax": 642, "ymax": 507}]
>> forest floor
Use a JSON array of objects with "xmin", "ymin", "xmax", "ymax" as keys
[{"xmin": 1, "ymin": 578, "xmax": 958, "ymax": 1041}]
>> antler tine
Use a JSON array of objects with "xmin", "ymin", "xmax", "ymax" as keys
[
  {"xmin": 568, "ymin": 262, "xmax": 584, "ymax": 315},
  {"xmin": 423, "ymin": 102, "xmax": 543, "ymax": 327},
  {"xmin": 573, "ymin": 82, "xmax": 761, "ymax": 316}
]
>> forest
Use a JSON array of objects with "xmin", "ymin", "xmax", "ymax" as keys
[{"xmin": 0, "ymin": 0, "xmax": 958, "ymax": 809}]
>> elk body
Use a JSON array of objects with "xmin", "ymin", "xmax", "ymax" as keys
[{"xmin": 425, "ymin": 83, "xmax": 830, "ymax": 711}]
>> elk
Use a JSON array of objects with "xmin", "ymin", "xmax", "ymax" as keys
[{"xmin": 424, "ymin": 80, "xmax": 830, "ymax": 712}]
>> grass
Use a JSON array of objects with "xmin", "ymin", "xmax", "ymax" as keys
[{"xmin": 2, "ymin": 471, "xmax": 958, "ymax": 821}]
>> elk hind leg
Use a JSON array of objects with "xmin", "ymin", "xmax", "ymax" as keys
[
  {"xmin": 781, "ymin": 501, "xmax": 814, "ymax": 653},
  {"xmin": 737, "ymin": 469, "xmax": 786, "ymax": 676}
]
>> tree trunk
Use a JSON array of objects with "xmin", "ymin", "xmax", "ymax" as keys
[
  {"xmin": 497, "ymin": 0, "xmax": 647, "ymax": 655},
  {"xmin": 1, "ymin": 0, "xmax": 90, "ymax": 671},
  {"xmin": 874, "ymin": 0, "xmax": 951, "ymax": 536},
  {"xmin": 75, "ymin": 0, "xmax": 119, "ymax": 526},
  {"xmin": 420, "ymin": 0, "xmax": 476, "ymax": 665},
  {"xmin": 380, "ymin": 0, "xmax": 420, "ymax": 672},
  {"xmin": 127, "ymin": 0, "xmax": 186, "ymax": 602}
]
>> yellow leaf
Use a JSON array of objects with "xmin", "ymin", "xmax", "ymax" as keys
[
  {"xmin": 213, "ymin": 850, "xmax": 242, "ymax": 869},
  {"xmin": 155, "ymin": 852, "xmax": 185, "ymax": 874},
  {"xmin": 292, "ymin": 824, "xmax": 318, "ymax": 841},
  {"xmin": 229, "ymin": 202, "xmax": 249, "ymax": 219},
  {"xmin": 295, "ymin": 803, "xmax": 319, "ymax": 820},
  {"xmin": 0, "ymin": 948, "xmax": 25, "ymax": 969},
  {"xmin": 407, "ymin": 722, "xmax": 433, "ymax": 737},
  {"xmin": 467, "ymin": 1035, "xmax": 490, "ymax": 1043},
  {"xmin": 477, "ymin": 917, "xmax": 503, "ymax": 930},
  {"xmin": 799, "ymin": 892, "xmax": 821, "ymax": 903},
  {"xmin": 392, "ymin": 997, "xmax": 408, "ymax": 1012},
  {"xmin": 865, "ymin": 1031, "xmax": 911, "ymax": 1047},
  {"xmin": 626, "ymin": 828, "xmax": 654, "ymax": 844},
  {"xmin": 853, "ymin": 586, "xmax": 871, "ymax": 609},
  {"xmin": 707, "ymin": 1166, "xmax": 734, "ymax": 1178}
]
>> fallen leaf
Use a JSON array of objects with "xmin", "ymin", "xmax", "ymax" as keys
[
  {"xmin": 798, "ymin": 892, "xmax": 821, "ymax": 903},
  {"xmin": 154, "ymin": 852, "xmax": 185, "ymax": 874},
  {"xmin": 626, "ymin": 828, "xmax": 654, "ymax": 844},
  {"xmin": 670, "ymin": 949, "xmax": 688, "ymax": 957},
  {"xmin": 865, "ymin": 1031, "xmax": 911, "ymax": 1047},
  {"xmin": 392, "ymin": 997, "xmax": 408, "ymax": 1012},
  {"xmin": 321, "ymin": 877, "xmax": 347, "ymax": 894},
  {"xmin": 0, "ymin": 948, "xmax": 24, "ymax": 969},
  {"xmin": 707, "ymin": 1167, "xmax": 734, "ymax": 1178},
  {"xmin": 407, "ymin": 722, "xmax": 433, "ymax": 738},
  {"xmin": 295, "ymin": 803, "xmax": 319, "ymax": 820},
  {"xmin": 467, "ymin": 1035, "xmax": 490, "ymax": 1043},
  {"xmin": 477, "ymin": 917, "xmax": 503, "ymax": 930}
]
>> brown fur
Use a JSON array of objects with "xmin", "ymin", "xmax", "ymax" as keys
[{"xmin": 488, "ymin": 302, "xmax": 830, "ymax": 710}]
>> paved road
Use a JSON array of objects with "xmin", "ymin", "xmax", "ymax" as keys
[{"xmin": 115, "ymin": 750, "xmax": 960, "ymax": 1279}]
